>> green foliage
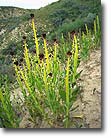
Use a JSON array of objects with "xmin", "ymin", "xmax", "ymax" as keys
[
  {"xmin": 84, "ymin": 13, "xmax": 96, "ymax": 28},
  {"xmin": 0, "ymin": 76, "xmax": 20, "ymax": 128},
  {"xmin": 57, "ymin": 18, "xmax": 84, "ymax": 35},
  {"xmin": 49, "ymin": 9, "xmax": 68, "ymax": 27}
]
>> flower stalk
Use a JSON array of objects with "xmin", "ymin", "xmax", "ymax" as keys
[
  {"xmin": 65, "ymin": 57, "xmax": 70, "ymax": 128},
  {"xmin": 73, "ymin": 35, "xmax": 78, "ymax": 82},
  {"xmin": 23, "ymin": 39, "xmax": 31, "ymax": 71},
  {"xmin": 31, "ymin": 18, "xmax": 40, "ymax": 63},
  {"xmin": 43, "ymin": 38, "xmax": 50, "ymax": 73}
]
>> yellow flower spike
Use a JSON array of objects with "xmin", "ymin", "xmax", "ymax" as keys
[
  {"xmin": 23, "ymin": 40, "xmax": 31, "ymax": 71},
  {"xmin": 14, "ymin": 64, "xmax": 20, "ymax": 79},
  {"xmin": 22, "ymin": 63, "xmax": 28, "ymax": 78},
  {"xmin": 73, "ymin": 34, "xmax": 78, "ymax": 82},
  {"xmin": 54, "ymin": 44, "xmax": 57, "ymax": 62},
  {"xmin": 14, "ymin": 64, "xmax": 26, "ymax": 96},
  {"xmin": 85, "ymin": 24, "xmax": 89, "ymax": 35},
  {"xmin": 43, "ymin": 38, "xmax": 50, "ymax": 73},
  {"xmin": 65, "ymin": 57, "xmax": 70, "ymax": 106},
  {"xmin": 31, "ymin": 18, "xmax": 40, "ymax": 63},
  {"xmin": 53, "ymin": 38, "xmax": 58, "ymax": 62},
  {"xmin": 65, "ymin": 57, "xmax": 70, "ymax": 128}
]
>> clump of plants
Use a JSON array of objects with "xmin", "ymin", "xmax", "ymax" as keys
[
  {"xmin": 80, "ymin": 16, "xmax": 101, "ymax": 60},
  {"xmin": 12, "ymin": 14, "xmax": 81, "ymax": 128}
]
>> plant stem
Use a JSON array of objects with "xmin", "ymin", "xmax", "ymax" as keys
[
  {"xmin": 43, "ymin": 38, "xmax": 50, "ymax": 73},
  {"xmin": 32, "ymin": 18, "xmax": 40, "ymax": 63},
  {"xmin": 65, "ymin": 57, "xmax": 70, "ymax": 128},
  {"xmin": 73, "ymin": 35, "xmax": 78, "ymax": 82},
  {"xmin": 23, "ymin": 40, "xmax": 31, "ymax": 71}
]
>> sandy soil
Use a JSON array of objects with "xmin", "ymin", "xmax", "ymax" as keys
[{"xmin": 76, "ymin": 48, "xmax": 101, "ymax": 128}]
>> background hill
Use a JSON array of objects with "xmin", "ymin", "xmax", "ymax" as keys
[{"xmin": 0, "ymin": 0, "xmax": 101, "ymax": 82}]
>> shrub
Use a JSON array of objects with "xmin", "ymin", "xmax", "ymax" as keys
[{"xmin": 57, "ymin": 18, "xmax": 84, "ymax": 35}]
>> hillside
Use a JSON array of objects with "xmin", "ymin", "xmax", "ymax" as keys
[
  {"xmin": 0, "ymin": 0, "xmax": 101, "ymax": 128},
  {"xmin": 0, "ymin": 0, "xmax": 101, "ymax": 81}
]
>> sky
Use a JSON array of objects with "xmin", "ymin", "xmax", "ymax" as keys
[{"xmin": 0, "ymin": 0, "xmax": 59, "ymax": 9}]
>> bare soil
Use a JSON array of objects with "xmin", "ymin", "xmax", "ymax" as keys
[{"xmin": 76, "ymin": 48, "xmax": 101, "ymax": 128}]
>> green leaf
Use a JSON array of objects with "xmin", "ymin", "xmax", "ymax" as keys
[
  {"xmin": 59, "ymin": 90, "xmax": 66, "ymax": 102},
  {"xmin": 75, "ymin": 70, "xmax": 83, "ymax": 79}
]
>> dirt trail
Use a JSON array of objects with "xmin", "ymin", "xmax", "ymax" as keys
[{"xmin": 77, "ymin": 48, "xmax": 101, "ymax": 128}]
